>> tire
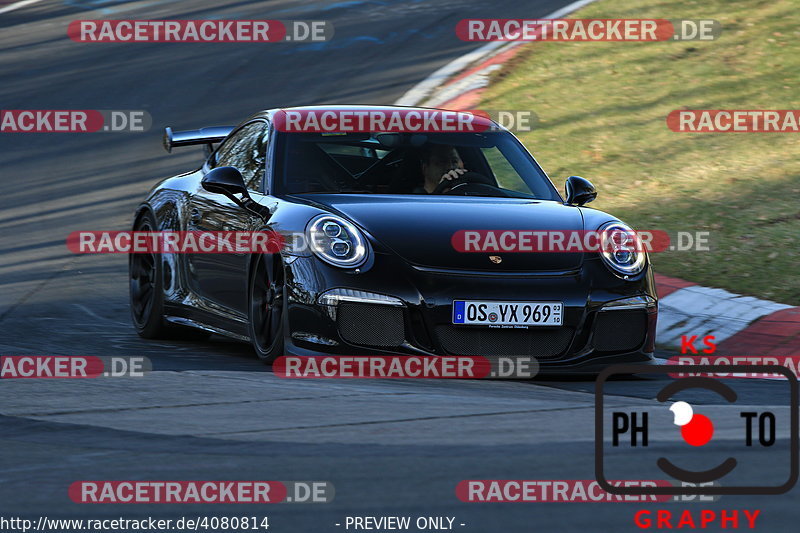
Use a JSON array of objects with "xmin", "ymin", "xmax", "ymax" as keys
[
  {"xmin": 129, "ymin": 210, "xmax": 210, "ymax": 340},
  {"xmin": 248, "ymin": 253, "xmax": 285, "ymax": 364}
]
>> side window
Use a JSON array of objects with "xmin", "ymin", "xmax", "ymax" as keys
[
  {"xmin": 214, "ymin": 121, "xmax": 268, "ymax": 191},
  {"xmin": 252, "ymin": 123, "xmax": 270, "ymax": 191},
  {"xmin": 481, "ymin": 146, "xmax": 533, "ymax": 195}
]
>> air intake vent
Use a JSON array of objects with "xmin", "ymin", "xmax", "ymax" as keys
[
  {"xmin": 337, "ymin": 303, "xmax": 405, "ymax": 348},
  {"xmin": 593, "ymin": 310, "xmax": 647, "ymax": 352},
  {"xmin": 434, "ymin": 326, "xmax": 573, "ymax": 358}
]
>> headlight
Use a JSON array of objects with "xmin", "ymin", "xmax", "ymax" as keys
[
  {"xmin": 318, "ymin": 288, "xmax": 403, "ymax": 306},
  {"xmin": 598, "ymin": 221, "xmax": 646, "ymax": 277},
  {"xmin": 600, "ymin": 295, "xmax": 657, "ymax": 310},
  {"xmin": 307, "ymin": 214, "xmax": 367, "ymax": 268}
]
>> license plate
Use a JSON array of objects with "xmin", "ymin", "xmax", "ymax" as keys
[{"xmin": 452, "ymin": 301, "xmax": 563, "ymax": 326}]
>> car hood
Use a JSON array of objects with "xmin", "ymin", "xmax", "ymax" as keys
[{"xmin": 298, "ymin": 194, "xmax": 586, "ymax": 271}]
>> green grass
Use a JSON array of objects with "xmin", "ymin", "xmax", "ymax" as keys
[{"xmin": 478, "ymin": 0, "xmax": 800, "ymax": 304}]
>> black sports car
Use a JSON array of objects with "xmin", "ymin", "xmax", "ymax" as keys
[{"xmin": 130, "ymin": 105, "xmax": 657, "ymax": 372}]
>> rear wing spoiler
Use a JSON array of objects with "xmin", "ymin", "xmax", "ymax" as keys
[{"xmin": 162, "ymin": 126, "xmax": 233, "ymax": 154}]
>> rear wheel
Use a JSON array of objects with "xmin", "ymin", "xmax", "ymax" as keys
[
  {"xmin": 129, "ymin": 212, "xmax": 171, "ymax": 338},
  {"xmin": 248, "ymin": 253, "xmax": 285, "ymax": 363},
  {"xmin": 129, "ymin": 211, "xmax": 209, "ymax": 340}
]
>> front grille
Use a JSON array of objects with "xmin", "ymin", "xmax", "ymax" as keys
[
  {"xmin": 593, "ymin": 310, "xmax": 647, "ymax": 352},
  {"xmin": 337, "ymin": 303, "xmax": 405, "ymax": 348},
  {"xmin": 434, "ymin": 325, "xmax": 574, "ymax": 358}
]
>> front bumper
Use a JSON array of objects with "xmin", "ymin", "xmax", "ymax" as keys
[{"xmin": 281, "ymin": 252, "xmax": 657, "ymax": 373}]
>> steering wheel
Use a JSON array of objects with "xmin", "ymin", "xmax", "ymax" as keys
[{"xmin": 432, "ymin": 172, "xmax": 508, "ymax": 197}]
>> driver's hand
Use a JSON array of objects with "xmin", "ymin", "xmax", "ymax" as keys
[{"xmin": 439, "ymin": 168, "xmax": 467, "ymax": 183}]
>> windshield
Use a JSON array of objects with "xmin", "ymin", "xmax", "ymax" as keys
[{"xmin": 273, "ymin": 131, "xmax": 561, "ymax": 200}]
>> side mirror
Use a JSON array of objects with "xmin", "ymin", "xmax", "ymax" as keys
[
  {"xmin": 202, "ymin": 166, "xmax": 248, "ymax": 197},
  {"xmin": 200, "ymin": 166, "xmax": 271, "ymax": 221},
  {"xmin": 564, "ymin": 176, "xmax": 597, "ymax": 206}
]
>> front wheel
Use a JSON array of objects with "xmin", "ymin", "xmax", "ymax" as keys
[{"xmin": 248, "ymin": 253, "xmax": 285, "ymax": 363}]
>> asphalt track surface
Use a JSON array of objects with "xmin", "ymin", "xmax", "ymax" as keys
[{"xmin": 0, "ymin": 1, "xmax": 796, "ymax": 531}]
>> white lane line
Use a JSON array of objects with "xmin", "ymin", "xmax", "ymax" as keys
[
  {"xmin": 394, "ymin": 0, "xmax": 602, "ymax": 106},
  {"xmin": 73, "ymin": 304, "xmax": 129, "ymax": 326},
  {"xmin": 424, "ymin": 64, "xmax": 502, "ymax": 107},
  {"xmin": 0, "ymin": 0, "xmax": 44, "ymax": 15}
]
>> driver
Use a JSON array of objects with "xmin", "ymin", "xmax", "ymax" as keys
[{"xmin": 416, "ymin": 144, "xmax": 468, "ymax": 194}]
